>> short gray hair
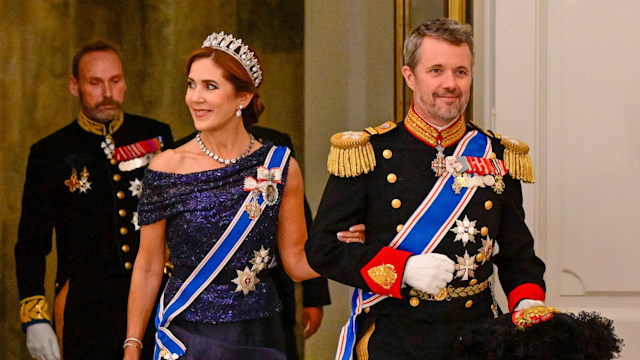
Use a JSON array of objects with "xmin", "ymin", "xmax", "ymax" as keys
[{"xmin": 403, "ymin": 18, "xmax": 474, "ymax": 70}]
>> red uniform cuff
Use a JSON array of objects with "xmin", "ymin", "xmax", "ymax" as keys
[
  {"xmin": 508, "ymin": 283, "xmax": 545, "ymax": 311},
  {"xmin": 360, "ymin": 247, "xmax": 413, "ymax": 298}
]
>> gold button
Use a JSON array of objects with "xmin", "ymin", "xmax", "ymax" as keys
[
  {"xmin": 119, "ymin": 209, "xmax": 127, "ymax": 217},
  {"xmin": 410, "ymin": 297, "xmax": 420, "ymax": 307},
  {"xmin": 119, "ymin": 227, "xmax": 128, "ymax": 235},
  {"xmin": 490, "ymin": 152, "xmax": 497, "ymax": 160},
  {"xmin": 469, "ymin": 279, "xmax": 478, "ymax": 286},
  {"xmin": 387, "ymin": 173, "xmax": 397, "ymax": 183},
  {"xmin": 481, "ymin": 227, "xmax": 489, "ymax": 236},
  {"xmin": 122, "ymin": 244, "xmax": 130, "ymax": 253},
  {"xmin": 110, "ymin": 159, "xmax": 118, "ymax": 165},
  {"xmin": 112, "ymin": 174, "xmax": 121, "ymax": 182},
  {"xmin": 391, "ymin": 199, "xmax": 401, "ymax": 209},
  {"xmin": 117, "ymin": 191, "xmax": 125, "ymax": 199},
  {"xmin": 124, "ymin": 261, "xmax": 132, "ymax": 270},
  {"xmin": 485, "ymin": 201, "xmax": 493, "ymax": 210},
  {"xmin": 476, "ymin": 253, "xmax": 484, "ymax": 262},
  {"xmin": 465, "ymin": 300, "xmax": 473, "ymax": 308},
  {"xmin": 364, "ymin": 307, "xmax": 370, "ymax": 313},
  {"xmin": 396, "ymin": 224, "xmax": 404, "ymax": 232},
  {"xmin": 382, "ymin": 149, "xmax": 392, "ymax": 159}
]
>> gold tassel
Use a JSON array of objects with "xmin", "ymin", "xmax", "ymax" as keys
[
  {"xmin": 501, "ymin": 137, "xmax": 535, "ymax": 183},
  {"xmin": 327, "ymin": 131, "xmax": 376, "ymax": 177}
]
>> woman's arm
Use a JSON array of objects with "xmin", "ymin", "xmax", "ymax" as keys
[
  {"xmin": 123, "ymin": 220, "xmax": 167, "ymax": 360},
  {"xmin": 277, "ymin": 158, "xmax": 320, "ymax": 282}
]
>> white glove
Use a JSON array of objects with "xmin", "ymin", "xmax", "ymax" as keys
[
  {"xmin": 514, "ymin": 299, "xmax": 545, "ymax": 311},
  {"xmin": 26, "ymin": 323, "xmax": 61, "ymax": 360},
  {"xmin": 402, "ymin": 253, "xmax": 455, "ymax": 294}
]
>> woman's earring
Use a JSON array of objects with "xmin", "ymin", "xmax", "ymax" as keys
[{"xmin": 236, "ymin": 104, "xmax": 243, "ymax": 118}]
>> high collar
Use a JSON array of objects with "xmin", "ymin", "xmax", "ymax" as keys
[
  {"xmin": 403, "ymin": 104, "xmax": 466, "ymax": 148},
  {"xmin": 77, "ymin": 111, "xmax": 124, "ymax": 136}
]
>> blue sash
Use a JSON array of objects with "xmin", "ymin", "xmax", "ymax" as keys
[
  {"xmin": 335, "ymin": 130, "xmax": 491, "ymax": 360},
  {"xmin": 153, "ymin": 146, "xmax": 291, "ymax": 359}
]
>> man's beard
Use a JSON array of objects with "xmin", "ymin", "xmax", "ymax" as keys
[
  {"xmin": 419, "ymin": 91, "xmax": 469, "ymax": 124},
  {"xmin": 79, "ymin": 93, "xmax": 123, "ymax": 123}
]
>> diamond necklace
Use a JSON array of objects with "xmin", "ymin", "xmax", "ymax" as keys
[{"xmin": 196, "ymin": 132, "xmax": 255, "ymax": 165}]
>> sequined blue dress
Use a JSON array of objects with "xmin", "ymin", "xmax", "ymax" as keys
[{"xmin": 137, "ymin": 144, "xmax": 289, "ymax": 359}]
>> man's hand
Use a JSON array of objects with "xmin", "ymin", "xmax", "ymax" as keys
[
  {"xmin": 336, "ymin": 224, "xmax": 366, "ymax": 243},
  {"xmin": 402, "ymin": 253, "xmax": 455, "ymax": 294},
  {"xmin": 302, "ymin": 306, "xmax": 323, "ymax": 339},
  {"xmin": 514, "ymin": 299, "xmax": 545, "ymax": 311},
  {"xmin": 26, "ymin": 323, "xmax": 61, "ymax": 360}
]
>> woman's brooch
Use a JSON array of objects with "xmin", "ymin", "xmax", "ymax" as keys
[{"xmin": 243, "ymin": 166, "xmax": 283, "ymax": 219}]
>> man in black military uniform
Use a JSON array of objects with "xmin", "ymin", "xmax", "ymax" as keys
[
  {"xmin": 174, "ymin": 126, "xmax": 331, "ymax": 360},
  {"xmin": 15, "ymin": 40, "xmax": 172, "ymax": 360},
  {"xmin": 305, "ymin": 18, "xmax": 546, "ymax": 359}
]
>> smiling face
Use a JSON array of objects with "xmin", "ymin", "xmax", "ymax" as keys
[
  {"xmin": 402, "ymin": 36, "xmax": 472, "ymax": 127},
  {"xmin": 185, "ymin": 58, "xmax": 248, "ymax": 132},
  {"xmin": 69, "ymin": 50, "xmax": 126, "ymax": 123}
]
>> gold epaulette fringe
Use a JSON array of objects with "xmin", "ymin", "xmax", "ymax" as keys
[
  {"xmin": 327, "ymin": 122, "xmax": 396, "ymax": 178},
  {"xmin": 501, "ymin": 136, "xmax": 535, "ymax": 183},
  {"xmin": 328, "ymin": 131, "xmax": 376, "ymax": 177}
]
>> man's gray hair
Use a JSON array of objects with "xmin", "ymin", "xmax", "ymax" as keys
[{"xmin": 403, "ymin": 18, "xmax": 474, "ymax": 70}]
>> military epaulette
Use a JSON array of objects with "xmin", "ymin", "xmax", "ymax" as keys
[
  {"xmin": 327, "ymin": 121, "xmax": 397, "ymax": 178},
  {"xmin": 468, "ymin": 120, "xmax": 535, "ymax": 183}
]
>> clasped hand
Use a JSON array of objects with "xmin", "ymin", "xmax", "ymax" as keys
[{"xmin": 403, "ymin": 253, "xmax": 455, "ymax": 294}]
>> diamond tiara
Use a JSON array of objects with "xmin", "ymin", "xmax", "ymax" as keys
[{"xmin": 201, "ymin": 31, "xmax": 263, "ymax": 87}]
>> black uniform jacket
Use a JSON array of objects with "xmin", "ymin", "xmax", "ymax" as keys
[
  {"xmin": 15, "ymin": 113, "xmax": 172, "ymax": 304},
  {"xmin": 306, "ymin": 120, "xmax": 545, "ymax": 322}
]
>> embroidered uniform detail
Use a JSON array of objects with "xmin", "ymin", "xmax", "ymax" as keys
[
  {"xmin": 455, "ymin": 251, "xmax": 478, "ymax": 281},
  {"xmin": 366, "ymin": 264, "xmax": 398, "ymax": 290},
  {"xmin": 249, "ymin": 246, "xmax": 271, "ymax": 272},
  {"xmin": 512, "ymin": 306, "xmax": 561, "ymax": 330},
  {"xmin": 477, "ymin": 237, "xmax": 493, "ymax": 264},
  {"xmin": 77, "ymin": 111, "xmax": 123, "ymax": 136},
  {"xmin": 19, "ymin": 295, "xmax": 51, "ymax": 324},
  {"xmin": 450, "ymin": 215, "xmax": 479, "ymax": 246},
  {"xmin": 231, "ymin": 266, "xmax": 260, "ymax": 295},
  {"xmin": 409, "ymin": 279, "xmax": 489, "ymax": 301},
  {"xmin": 64, "ymin": 167, "xmax": 91, "ymax": 193},
  {"xmin": 403, "ymin": 104, "xmax": 466, "ymax": 148},
  {"xmin": 129, "ymin": 178, "xmax": 143, "ymax": 198}
]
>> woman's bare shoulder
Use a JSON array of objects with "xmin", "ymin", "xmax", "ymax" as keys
[{"xmin": 149, "ymin": 139, "xmax": 205, "ymax": 173}]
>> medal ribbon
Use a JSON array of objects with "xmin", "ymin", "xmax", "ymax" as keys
[
  {"xmin": 114, "ymin": 136, "xmax": 164, "ymax": 162},
  {"xmin": 153, "ymin": 146, "xmax": 290, "ymax": 359},
  {"xmin": 335, "ymin": 130, "xmax": 491, "ymax": 360}
]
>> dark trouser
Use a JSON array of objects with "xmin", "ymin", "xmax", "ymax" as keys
[
  {"xmin": 63, "ymin": 275, "xmax": 157, "ymax": 360},
  {"xmin": 356, "ymin": 312, "xmax": 483, "ymax": 360}
]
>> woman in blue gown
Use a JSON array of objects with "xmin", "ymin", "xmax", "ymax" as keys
[{"xmin": 123, "ymin": 32, "xmax": 319, "ymax": 360}]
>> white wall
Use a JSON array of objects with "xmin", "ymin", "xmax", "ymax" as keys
[{"xmin": 493, "ymin": 1, "xmax": 640, "ymax": 358}]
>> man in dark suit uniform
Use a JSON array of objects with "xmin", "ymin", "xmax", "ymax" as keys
[
  {"xmin": 305, "ymin": 18, "xmax": 546, "ymax": 359},
  {"xmin": 15, "ymin": 40, "xmax": 172, "ymax": 360},
  {"xmin": 174, "ymin": 126, "xmax": 331, "ymax": 360}
]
